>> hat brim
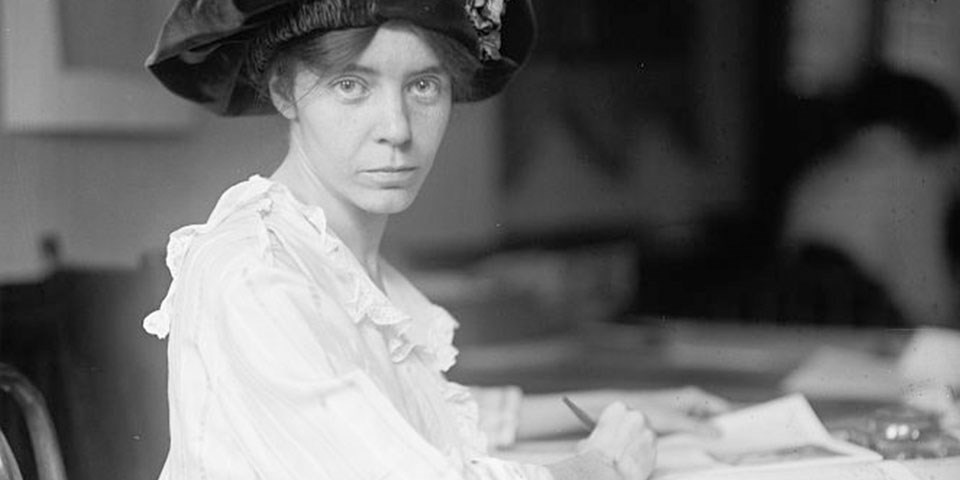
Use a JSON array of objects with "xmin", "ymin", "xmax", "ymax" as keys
[{"xmin": 146, "ymin": 0, "xmax": 535, "ymax": 116}]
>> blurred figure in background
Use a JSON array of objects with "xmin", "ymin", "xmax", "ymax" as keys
[
  {"xmin": 774, "ymin": 0, "xmax": 960, "ymax": 435},
  {"xmin": 784, "ymin": 0, "xmax": 875, "ymax": 99},
  {"xmin": 783, "ymin": 68, "xmax": 960, "ymax": 327},
  {"xmin": 775, "ymin": 0, "xmax": 960, "ymax": 327}
]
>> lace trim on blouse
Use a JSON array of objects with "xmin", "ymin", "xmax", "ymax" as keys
[{"xmin": 144, "ymin": 175, "xmax": 460, "ymax": 373}]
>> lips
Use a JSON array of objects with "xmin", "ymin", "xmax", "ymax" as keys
[
  {"xmin": 364, "ymin": 166, "xmax": 417, "ymax": 173},
  {"xmin": 361, "ymin": 166, "xmax": 419, "ymax": 186}
]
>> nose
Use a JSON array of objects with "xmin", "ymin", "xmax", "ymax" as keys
[{"xmin": 376, "ymin": 92, "xmax": 412, "ymax": 147}]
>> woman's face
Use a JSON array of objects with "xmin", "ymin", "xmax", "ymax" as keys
[{"xmin": 285, "ymin": 24, "xmax": 453, "ymax": 217}]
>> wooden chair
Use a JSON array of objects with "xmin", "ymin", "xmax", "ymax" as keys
[{"xmin": 0, "ymin": 363, "xmax": 66, "ymax": 480}]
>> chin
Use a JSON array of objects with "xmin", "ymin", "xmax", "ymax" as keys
[{"xmin": 358, "ymin": 191, "xmax": 419, "ymax": 215}]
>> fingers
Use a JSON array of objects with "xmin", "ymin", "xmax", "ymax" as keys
[
  {"xmin": 617, "ymin": 423, "xmax": 656, "ymax": 480},
  {"xmin": 579, "ymin": 402, "xmax": 658, "ymax": 480},
  {"xmin": 580, "ymin": 401, "xmax": 630, "ymax": 453}
]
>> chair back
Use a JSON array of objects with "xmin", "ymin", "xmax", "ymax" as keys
[
  {"xmin": 0, "ymin": 364, "xmax": 66, "ymax": 480},
  {"xmin": 0, "ymin": 427, "xmax": 24, "ymax": 480}
]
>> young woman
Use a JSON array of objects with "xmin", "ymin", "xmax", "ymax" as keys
[{"xmin": 144, "ymin": 1, "xmax": 726, "ymax": 478}]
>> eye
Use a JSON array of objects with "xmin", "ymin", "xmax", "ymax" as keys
[
  {"xmin": 331, "ymin": 77, "xmax": 369, "ymax": 101},
  {"xmin": 408, "ymin": 77, "xmax": 443, "ymax": 102}
]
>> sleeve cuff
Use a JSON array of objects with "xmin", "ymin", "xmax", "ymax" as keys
[{"xmin": 472, "ymin": 385, "xmax": 524, "ymax": 449}]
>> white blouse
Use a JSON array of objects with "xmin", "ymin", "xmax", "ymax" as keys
[{"xmin": 143, "ymin": 176, "xmax": 552, "ymax": 479}]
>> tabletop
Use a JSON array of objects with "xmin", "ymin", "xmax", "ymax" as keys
[{"xmin": 447, "ymin": 318, "xmax": 959, "ymax": 479}]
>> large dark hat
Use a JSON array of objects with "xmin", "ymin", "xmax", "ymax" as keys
[{"xmin": 146, "ymin": 0, "xmax": 535, "ymax": 116}]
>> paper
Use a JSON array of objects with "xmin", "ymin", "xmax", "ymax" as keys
[
  {"xmin": 676, "ymin": 461, "xmax": 918, "ymax": 480},
  {"xmin": 654, "ymin": 394, "xmax": 887, "ymax": 479},
  {"xmin": 500, "ymin": 395, "xmax": 918, "ymax": 480}
]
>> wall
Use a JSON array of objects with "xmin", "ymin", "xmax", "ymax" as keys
[{"xmin": 0, "ymin": 113, "xmax": 278, "ymax": 279}]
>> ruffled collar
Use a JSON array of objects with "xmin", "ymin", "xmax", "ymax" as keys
[{"xmin": 144, "ymin": 175, "xmax": 459, "ymax": 372}]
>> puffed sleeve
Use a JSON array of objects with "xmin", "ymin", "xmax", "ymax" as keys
[{"xmin": 205, "ymin": 262, "xmax": 553, "ymax": 480}]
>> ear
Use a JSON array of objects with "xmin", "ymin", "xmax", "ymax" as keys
[{"xmin": 268, "ymin": 73, "xmax": 297, "ymax": 120}]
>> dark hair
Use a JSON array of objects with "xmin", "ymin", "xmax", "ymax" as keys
[
  {"xmin": 847, "ymin": 68, "xmax": 960, "ymax": 152},
  {"xmin": 264, "ymin": 21, "xmax": 482, "ymax": 105}
]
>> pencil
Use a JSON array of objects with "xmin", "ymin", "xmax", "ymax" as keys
[{"xmin": 562, "ymin": 396, "xmax": 597, "ymax": 430}]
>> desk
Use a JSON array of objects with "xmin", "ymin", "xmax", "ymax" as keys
[{"xmin": 448, "ymin": 319, "xmax": 958, "ymax": 479}]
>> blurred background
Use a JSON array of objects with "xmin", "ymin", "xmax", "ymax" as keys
[{"xmin": 0, "ymin": 0, "xmax": 958, "ymax": 479}]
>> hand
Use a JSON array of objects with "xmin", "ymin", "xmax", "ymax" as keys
[
  {"xmin": 577, "ymin": 402, "xmax": 657, "ymax": 480},
  {"xmin": 619, "ymin": 386, "xmax": 730, "ymax": 435}
]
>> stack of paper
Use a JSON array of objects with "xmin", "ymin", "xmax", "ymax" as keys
[{"xmin": 655, "ymin": 394, "xmax": 886, "ymax": 479}]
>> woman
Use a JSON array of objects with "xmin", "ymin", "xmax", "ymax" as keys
[{"xmin": 143, "ymin": 1, "xmax": 725, "ymax": 478}]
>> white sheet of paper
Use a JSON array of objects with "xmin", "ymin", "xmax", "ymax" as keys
[{"xmin": 654, "ymin": 394, "xmax": 881, "ymax": 479}]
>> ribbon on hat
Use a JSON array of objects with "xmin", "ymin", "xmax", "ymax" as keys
[{"xmin": 464, "ymin": 0, "xmax": 508, "ymax": 60}]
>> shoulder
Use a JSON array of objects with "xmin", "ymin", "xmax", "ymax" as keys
[
  {"xmin": 171, "ymin": 177, "xmax": 321, "ymax": 298},
  {"xmin": 182, "ymin": 205, "xmax": 278, "ymax": 280},
  {"xmin": 146, "ymin": 176, "xmax": 337, "ymax": 339},
  {"xmin": 173, "ymin": 203, "xmax": 333, "ymax": 338}
]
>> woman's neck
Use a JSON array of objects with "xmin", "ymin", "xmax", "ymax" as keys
[{"xmin": 271, "ymin": 134, "xmax": 388, "ymax": 285}]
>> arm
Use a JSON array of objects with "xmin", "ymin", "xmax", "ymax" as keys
[
  {"xmin": 210, "ymin": 264, "xmax": 459, "ymax": 478},
  {"xmin": 209, "ymin": 263, "xmax": 558, "ymax": 479}
]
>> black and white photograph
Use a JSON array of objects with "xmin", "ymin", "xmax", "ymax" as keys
[{"xmin": 0, "ymin": 1, "xmax": 958, "ymax": 479}]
